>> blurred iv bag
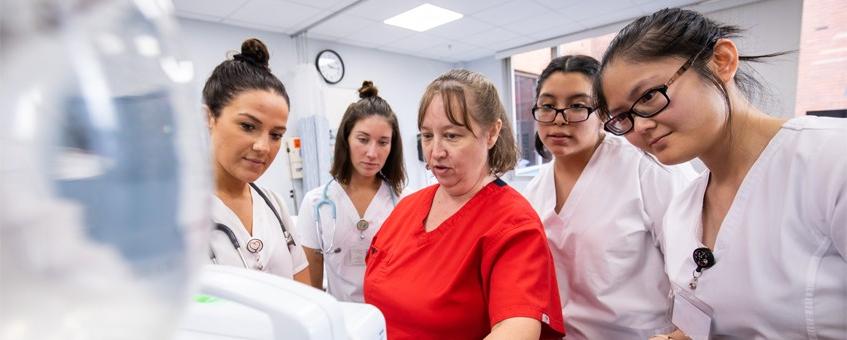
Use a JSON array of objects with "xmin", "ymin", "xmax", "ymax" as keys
[{"xmin": 0, "ymin": 1, "xmax": 210, "ymax": 339}]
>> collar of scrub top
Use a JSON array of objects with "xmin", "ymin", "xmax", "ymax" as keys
[
  {"xmin": 314, "ymin": 178, "xmax": 397, "ymax": 255},
  {"xmin": 209, "ymin": 185, "xmax": 296, "ymax": 271},
  {"xmin": 248, "ymin": 182, "xmax": 296, "ymax": 250}
]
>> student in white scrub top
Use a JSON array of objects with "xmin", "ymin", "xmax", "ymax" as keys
[
  {"xmin": 596, "ymin": 8, "xmax": 847, "ymax": 339},
  {"xmin": 521, "ymin": 55, "xmax": 696, "ymax": 340},
  {"xmin": 204, "ymin": 38, "xmax": 309, "ymax": 283},
  {"xmin": 296, "ymin": 81, "xmax": 406, "ymax": 302}
]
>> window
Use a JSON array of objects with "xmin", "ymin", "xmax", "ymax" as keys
[
  {"xmin": 511, "ymin": 47, "xmax": 552, "ymax": 168},
  {"xmin": 514, "ymin": 70, "xmax": 540, "ymax": 168}
]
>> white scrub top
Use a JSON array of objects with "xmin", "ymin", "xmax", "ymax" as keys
[
  {"xmin": 662, "ymin": 116, "xmax": 847, "ymax": 339},
  {"xmin": 295, "ymin": 180, "xmax": 397, "ymax": 302},
  {"xmin": 522, "ymin": 136, "xmax": 696, "ymax": 340},
  {"xmin": 210, "ymin": 185, "xmax": 308, "ymax": 279}
]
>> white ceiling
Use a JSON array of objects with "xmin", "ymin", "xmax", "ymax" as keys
[{"xmin": 173, "ymin": 0, "xmax": 706, "ymax": 63}]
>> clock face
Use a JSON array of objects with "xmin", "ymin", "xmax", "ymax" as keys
[{"xmin": 316, "ymin": 49, "xmax": 344, "ymax": 84}]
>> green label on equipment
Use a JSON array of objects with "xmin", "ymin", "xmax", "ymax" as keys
[{"xmin": 193, "ymin": 294, "xmax": 220, "ymax": 304}]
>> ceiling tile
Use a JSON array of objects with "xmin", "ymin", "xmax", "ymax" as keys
[
  {"xmin": 426, "ymin": 17, "xmax": 496, "ymax": 40},
  {"xmin": 459, "ymin": 28, "xmax": 535, "ymax": 51},
  {"xmin": 176, "ymin": 11, "xmax": 225, "ymax": 22},
  {"xmin": 418, "ymin": 41, "xmax": 481, "ymax": 62},
  {"xmin": 221, "ymin": 18, "xmax": 291, "ymax": 33},
  {"xmin": 343, "ymin": 21, "xmax": 415, "ymax": 47},
  {"xmin": 426, "ymin": 0, "xmax": 510, "ymax": 15},
  {"xmin": 285, "ymin": 0, "xmax": 350, "ymax": 11},
  {"xmin": 307, "ymin": 32, "xmax": 343, "ymax": 42},
  {"xmin": 228, "ymin": 0, "xmax": 324, "ymax": 32},
  {"xmin": 345, "ymin": 0, "xmax": 426, "ymax": 22},
  {"xmin": 524, "ymin": 21, "xmax": 587, "ymax": 42},
  {"xmin": 308, "ymin": 13, "xmax": 375, "ymax": 39},
  {"xmin": 500, "ymin": 9, "xmax": 582, "ymax": 37},
  {"xmin": 382, "ymin": 33, "xmax": 452, "ymax": 52},
  {"xmin": 531, "ymin": 0, "xmax": 582, "ymax": 11},
  {"xmin": 461, "ymin": 27, "xmax": 523, "ymax": 49},
  {"xmin": 471, "ymin": 1, "xmax": 552, "ymax": 25},
  {"xmin": 561, "ymin": 0, "xmax": 633, "ymax": 17},
  {"xmin": 173, "ymin": 0, "xmax": 248, "ymax": 19},
  {"xmin": 577, "ymin": 6, "xmax": 643, "ymax": 29},
  {"xmin": 424, "ymin": 43, "xmax": 476, "ymax": 57},
  {"xmin": 397, "ymin": 47, "xmax": 463, "ymax": 64},
  {"xmin": 376, "ymin": 45, "xmax": 420, "ymax": 57},
  {"xmin": 454, "ymin": 47, "xmax": 497, "ymax": 62},
  {"xmin": 344, "ymin": 40, "xmax": 382, "ymax": 50},
  {"xmin": 174, "ymin": 0, "xmax": 686, "ymax": 64}
]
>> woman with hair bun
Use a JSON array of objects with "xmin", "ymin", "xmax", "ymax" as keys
[
  {"xmin": 295, "ymin": 80, "xmax": 406, "ymax": 302},
  {"xmin": 205, "ymin": 38, "xmax": 310, "ymax": 283}
]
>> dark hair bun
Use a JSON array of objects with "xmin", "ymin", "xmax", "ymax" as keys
[
  {"xmin": 239, "ymin": 38, "xmax": 270, "ymax": 68},
  {"xmin": 358, "ymin": 80, "xmax": 378, "ymax": 99}
]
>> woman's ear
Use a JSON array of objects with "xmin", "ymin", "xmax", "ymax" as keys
[
  {"xmin": 487, "ymin": 118, "xmax": 502, "ymax": 149},
  {"xmin": 204, "ymin": 105, "xmax": 215, "ymax": 129},
  {"xmin": 710, "ymin": 38, "xmax": 739, "ymax": 83}
]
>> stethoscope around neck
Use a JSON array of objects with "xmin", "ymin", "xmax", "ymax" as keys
[
  {"xmin": 209, "ymin": 183, "xmax": 296, "ymax": 269},
  {"xmin": 314, "ymin": 178, "xmax": 396, "ymax": 255}
]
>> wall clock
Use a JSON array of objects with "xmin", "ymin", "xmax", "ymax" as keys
[{"xmin": 315, "ymin": 49, "xmax": 344, "ymax": 84}]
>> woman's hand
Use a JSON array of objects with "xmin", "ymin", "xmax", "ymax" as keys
[
  {"xmin": 483, "ymin": 317, "xmax": 541, "ymax": 340},
  {"xmin": 293, "ymin": 266, "xmax": 312, "ymax": 286},
  {"xmin": 649, "ymin": 328, "xmax": 690, "ymax": 340}
]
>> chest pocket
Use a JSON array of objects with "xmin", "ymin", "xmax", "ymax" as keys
[
  {"xmin": 366, "ymin": 240, "xmax": 398, "ymax": 276},
  {"xmin": 583, "ymin": 221, "xmax": 650, "ymax": 288}
]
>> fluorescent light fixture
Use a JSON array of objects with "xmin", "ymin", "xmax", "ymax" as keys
[
  {"xmin": 384, "ymin": 3, "xmax": 462, "ymax": 32},
  {"xmin": 834, "ymin": 32, "xmax": 847, "ymax": 40}
]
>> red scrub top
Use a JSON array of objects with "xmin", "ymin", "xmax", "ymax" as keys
[{"xmin": 364, "ymin": 179, "xmax": 565, "ymax": 340}]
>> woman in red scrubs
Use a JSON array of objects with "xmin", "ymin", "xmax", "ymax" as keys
[{"xmin": 364, "ymin": 69, "xmax": 565, "ymax": 340}]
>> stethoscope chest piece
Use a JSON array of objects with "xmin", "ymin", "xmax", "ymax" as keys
[
  {"xmin": 356, "ymin": 219, "xmax": 369, "ymax": 232},
  {"xmin": 246, "ymin": 238, "xmax": 264, "ymax": 253},
  {"xmin": 356, "ymin": 219, "xmax": 369, "ymax": 240}
]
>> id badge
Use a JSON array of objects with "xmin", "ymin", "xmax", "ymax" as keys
[
  {"xmin": 345, "ymin": 246, "xmax": 368, "ymax": 266},
  {"xmin": 672, "ymin": 288, "xmax": 713, "ymax": 340}
]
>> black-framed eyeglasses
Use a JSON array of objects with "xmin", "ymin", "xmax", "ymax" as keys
[
  {"xmin": 532, "ymin": 104, "xmax": 595, "ymax": 124},
  {"xmin": 603, "ymin": 44, "xmax": 712, "ymax": 136}
]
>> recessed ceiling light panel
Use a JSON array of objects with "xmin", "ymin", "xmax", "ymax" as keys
[{"xmin": 384, "ymin": 3, "xmax": 463, "ymax": 32}]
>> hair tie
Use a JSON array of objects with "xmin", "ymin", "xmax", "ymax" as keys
[{"xmin": 233, "ymin": 53, "xmax": 263, "ymax": 68}]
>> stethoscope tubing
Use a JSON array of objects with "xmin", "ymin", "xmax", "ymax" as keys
[
  {"xmin": 209, "ymin": 183, "xmax": 296, "ymax": 269},
  {"xmin": 313, "ymin": 179, "xmax": 397, "ymax": 255},
  {"xmin": 314, "ymin": 179, "xmax": 339, "ymax": 255},
  {"xmin": 211, "ymin": 223, "xmax": 250, "ymax": 268}
]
